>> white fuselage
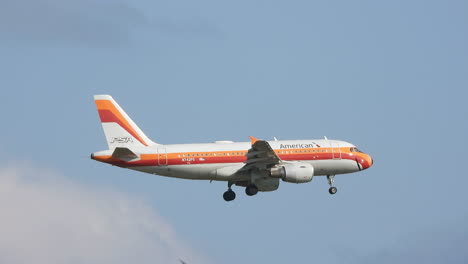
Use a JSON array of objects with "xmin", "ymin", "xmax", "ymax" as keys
[{"xmin": 122, "ymin": 139, "xmax": 365, "ymax": 182}]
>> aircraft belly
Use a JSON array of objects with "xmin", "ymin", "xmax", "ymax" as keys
[
  {"xmin": 168, "ymin": 165, "xmax": 212, "ymax": 180},
  {"xmin": 131, "ymin": 160, "xmax": 358, "ymax": 180},
  {"xmin": 131, "ymin": 163, "xmax": 247, "ymax": 181},
  {"xmin": 171, "ymin": 163, "xmax": 246, "ymax": 181},
  {"xmin": 309, "ymin": 159, "xmax": 358, "ymax": 175},
  {"xmin": 130, "ymin": 166, "xmax": 172, "ymax": 177}
]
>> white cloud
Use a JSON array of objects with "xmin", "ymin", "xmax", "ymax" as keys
[{"xmin": 0, "ymin": 163, "xmax": 209, "ymax": 264}]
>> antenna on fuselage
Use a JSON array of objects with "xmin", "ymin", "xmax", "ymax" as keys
[
  {"xmin": 324, "ymin": 136, "xmax": 328, "ymax": 140},
  {"xmin": 273, "ymin": 137, "xmax": 278, "ymax": 141}
]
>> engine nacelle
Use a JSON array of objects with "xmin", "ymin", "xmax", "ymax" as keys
[{"xmin": 270, "ymin": 163, "xmax": 314, "ymax": 183}]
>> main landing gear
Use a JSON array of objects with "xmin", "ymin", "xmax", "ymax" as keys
[
  {"xmin": 223, "ymin": 189, "xmax": 236, "ymax": 201},
  {"xmin": 223, "ymin": 182, "xmax": 236, "ymax": 202},
  {"xmin": 245, "ymin": 184, "xmax": 258, "ymax": 196},
  {"xmin": 327, "ymin": 175, "xmax": 337, "ymax": 195},
  {"xmin": 223, "ymin": 182, "xmax": 259, "ymax": 201}
]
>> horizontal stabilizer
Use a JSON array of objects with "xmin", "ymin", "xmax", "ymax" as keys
[{"xmin": 112, "ymin": 147, "xmax": 139, "ymax": 162}]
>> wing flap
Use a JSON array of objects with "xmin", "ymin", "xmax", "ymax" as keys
[{"xmin": 241, "ymin": 138, "xmax": 281, "ymax": 171}]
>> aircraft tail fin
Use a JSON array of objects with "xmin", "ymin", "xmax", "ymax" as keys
[{"xmin": 94, "ymin": 95, "xmax": 157, "ymax": 149}]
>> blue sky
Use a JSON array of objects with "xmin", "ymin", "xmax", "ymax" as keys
[{"xmin": 1, "ymin": 0, "xmax": 467, "ymax": 263}]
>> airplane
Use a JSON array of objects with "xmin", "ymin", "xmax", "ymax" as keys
[{"xmin": 91, "ymin": 95, "xmax": 373, "ymax": 201}]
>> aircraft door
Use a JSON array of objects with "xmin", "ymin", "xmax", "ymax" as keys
[
  {"xmin": 157, "ymin": 146, "xmax": 168, "ymax": 165},
  {"xmin": 331, "ymin": 141, "xmax": 342, "ymax": 159}
]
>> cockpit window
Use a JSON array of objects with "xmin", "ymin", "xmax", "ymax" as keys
[{"xmin": 350, "ymin": 147, "xmax": 363, "ymax": 153}]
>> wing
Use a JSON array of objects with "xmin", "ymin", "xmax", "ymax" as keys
[{"xmin": 241, "ymin": 136, "xmax": 281, "ymax": 171}]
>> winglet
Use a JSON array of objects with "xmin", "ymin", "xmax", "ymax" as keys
[{"xmin": 248, "ymin": 136, "xmax": 258, "ymax": 144}]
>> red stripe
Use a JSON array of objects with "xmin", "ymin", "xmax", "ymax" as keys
[{"xmin": 106, "ymin": 152, "xmax": 369, "ymax": 167}]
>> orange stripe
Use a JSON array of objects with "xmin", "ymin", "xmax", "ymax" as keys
[
  {"xmin": 95, "ymin": 100, "xmax": 148, "ymax": 146},
  {"xmin": 94, "ymin": 147, "xmax": 360, "ymax": 166}
]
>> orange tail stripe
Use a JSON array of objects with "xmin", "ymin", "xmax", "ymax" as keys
[{"xmin": 95, "ymin": 100, "xmax": 148, "ymax": 146}]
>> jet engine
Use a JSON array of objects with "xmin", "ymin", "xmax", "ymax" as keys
[{"xmin": 270, "ymin": 163, "xmax": 314, "ymax": 183}]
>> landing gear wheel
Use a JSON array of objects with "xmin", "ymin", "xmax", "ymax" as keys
[
  {"xmin": 245, "ymin": 184, "xmax": 259, "ymax": 196},
  {"xmin": 223, "ymin": 189, "xmax": 236, "ymax": 201},
  {"xmin": 326, "ymin": 175, "xmax": 337, "ymax": 195}
]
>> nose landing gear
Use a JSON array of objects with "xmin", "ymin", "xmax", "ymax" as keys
[{"xmin": 327, "ymin": 175, "xmax": 337, "ymax": 195}]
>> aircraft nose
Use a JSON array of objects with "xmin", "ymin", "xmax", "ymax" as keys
[
  {"xmin": 364, "ymin": 154, "xmax": 373, "ymax": 169},
  {"xmin": 357, "ymin": 153, "xmax": 373, "ymax": 170}
]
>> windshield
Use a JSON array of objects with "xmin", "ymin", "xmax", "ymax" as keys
[{"xmin": 350, "ymin": 147, "xmax": 363, "ymax": 153}]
